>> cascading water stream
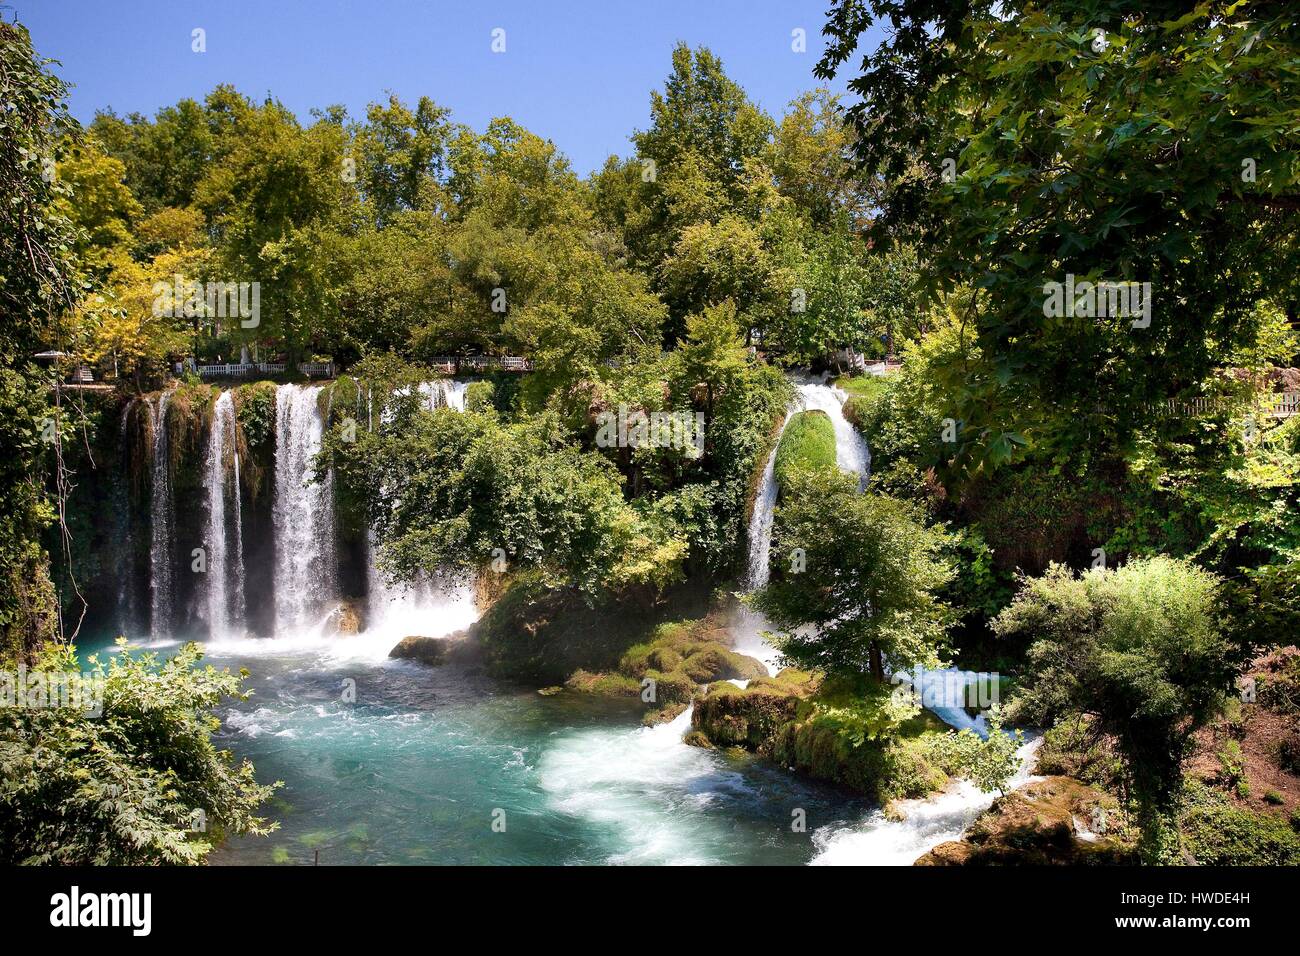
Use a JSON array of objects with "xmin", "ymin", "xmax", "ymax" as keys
[
  {"xmin": 205, "ymin": 391, "xmax": 244, "ymax": 638},
  {"xmin": 734, "ymin": 378, "xmax": 871, "ymax": 671},
  {"xmin": 417, "ymin": 378, "xmax": 468, "ymax": 412},
  {"xmin": 795, "ymin": 381, "xmax": 870, "ymax": 485},
  {"xmin": 363, "ymin": 378, "xmax": 476, "ymax": 644},
  {"xmin": 149, "ymin": 391, "xmax": 174, "ymax": 640},
  {"xmin": 272, "ymin": 384, "xmax": 338, "ymax": 635}
]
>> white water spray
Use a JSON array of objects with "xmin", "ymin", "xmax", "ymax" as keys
[
  {"xmin": 204, "ymin": 391, "xmax": 245, "ymax": 638},
  {"xmin": 149, "ymin": 391, "xmax": 174, "ymax": 639},
  {"xmin": 809, "ymin": 738, "xmax": 1042, "ymax": 866},
  {"xmin": 272, "ymin": 384, "xmax": 337, "ymax": 634},
  {"xmin": 204, "ymin": 392, "xmax": 231, "ymax": 637}
]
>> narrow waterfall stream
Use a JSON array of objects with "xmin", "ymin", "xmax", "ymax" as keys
[
  {"xmin": 272, "ymin": 384, "xmax": 338, "ymax": 635},
  {"xmin": 148, "ymin": 391, "xmax": 173, "ymax": 640},
  {"xmin": 205, "ymin": 391, "xmax": 234, "ymax": 638}
]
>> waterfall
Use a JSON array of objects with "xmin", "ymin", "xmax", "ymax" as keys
[
  {"xmin": 364, "ymin": 377, "xmax": 477, "ymax": 642},
  {"xmin": 204, "ymin": 393, "xmax": 229, "ymax": 637},
  {"xmin": 365, "ymin": 534, "xmax": 479, "ymax": 642},
  {"xmin": 272, "ymin": 384, "xmax": 337, "ymax": 634},
  {"xmin": 734, "ymin": 378, "xmax": 871, "ymax": 671},
  {"xmin": 795, "ymin": 381, "xmax": 870, "ymax": 486},
  {"xmin": 205, "ymin": 391, "xmax": 245, "ymax": 638},
  {"xmin": 417, "ymin": 379, "xmax": 468, "ymax": 412},
  {"xmin": 744, "ymin": 412, "xmax": 791, "ymax": 593},
  {"xmin": 149, "ymin": 391, "xmax": 174, "ymax": 639}
]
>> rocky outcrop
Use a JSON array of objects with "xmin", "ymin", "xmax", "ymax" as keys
[
  {"xmin": 915, "ymin": 776, "xmax": 1136, "ymax": 865},
  {"xmin": 331, "ymin": 600, "xmax": 363, "ymax": 635},
  {"xmin": 690, "ymin": 671, "xmax": 816, "ymax": 749},
  {"xmin": 689, "ymin": 672, "xmax": 959, "ymax": 802},
  {"xmin": 388, "ymin": 629, "xmax": 480, "ymax": 667},
  {"xmin": 389, "ymin": 635, "xmax": 449, "ymax": 665},
  {"xmin": 560, "ymin": 610, "xmax": 768, "ymax": 710}
]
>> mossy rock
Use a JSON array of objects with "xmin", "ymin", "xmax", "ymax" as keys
[
  {"xmin": 691, "ymin": 679, "xmax": 806, "ymax": 749},
  {"xmin": 617, "ymin": 641, "xmax": 683, "ymax": 677},
  {"xmin": 916, "ymin": 776, "xmax": 1137, "ymax": 865},
  {"xmin": 683, "ymin": 730, "xmax": 715, "ymax": 750},
  {"xmin": 679, "ymin": 642, "xmax": 769, "ymax": 683},
  {"xmin": 774, "ymin": 409, "xmax": 837, "ymax": 495},
  {"xmin": 389, "ymin": 635, "xmax": 448, "ymax": 665},
  {"xmin": 644, "ymin": 668, "xmax": 698, "ymax": 705},
  {"xmin": 642, "ymin": 703, "xmax": 688, "ymax": 726},
  {"xmin": 564, "ymin": 669, "xmax": 641, "ymax": 697}
]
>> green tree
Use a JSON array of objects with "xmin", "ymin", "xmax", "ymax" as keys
[
  {"xmin": 818, "ymin": 1, "xmax": 1300, "ymax": 471},
  {"xmin": 196, "ymin": 92, "xmax": 354, "ymax": 361},
  {"xmin": 53, "ymin": 137, "xmax": 142, "ymax": 276},
  {"xmin": 0, "ymin": 20, "xmax": 88, "ymax": 660},
  {"xmin": 0, "ymin": 642, "xmax": 278, "ymax": 864},
  {"xmin": 754, "ymin": 467, "xmax": 955, "ymax": 681},
  {"xmin": 994, "ymin": 556, "xmax": 1237, "ymax": 861}
]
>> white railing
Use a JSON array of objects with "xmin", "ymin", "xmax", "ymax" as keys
[
  {"xmin": 195, "ymin": 356, "xmax": 529, "ymax": 379},
  {"xmin": 195, "ymin": 362, "xmax": 287, "ymax": 379},
  {"xmin": 427, "ymin": 355, "xmax": 532, "ymax": 372},
  {"xmin": 1150, "ymin": 391, "xmax": 1299, "ymax": 419},
  {"xmin": 193, "ymin": 361, "xmax": 336, "ymax": 379}
]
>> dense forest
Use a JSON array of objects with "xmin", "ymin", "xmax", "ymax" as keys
[{"xmin": 3, "ymin": 2, "xmax": 1300, "ymax": 868}]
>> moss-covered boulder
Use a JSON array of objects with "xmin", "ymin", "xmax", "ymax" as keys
[
  {"xmin": 642, "ymin": 702, "xmax": 688, "ymax": 726},
  {"xmin": 558, "ymin": 610, "xmax": 768, "ymax": 708},
  {"xmin": 915, "ymin": 776, "xmax": 1136, "ymax": 865},
  {"xmin": 564, "ymin": 669, "xmax": 641, "ymax": 697},
  {"xmin": 690, "ymin": 671, "xmax": 816, "ymax": 749},
  {"xmin": 690, "ymin": 671, "xmax": 958, "ymax": 802},
  {"xmin": 388, "ymin": 629, "xmax": 480, "ymax": 668},
  {"xmin": 468, "ymin": 574, "xmax": 715, "ymax": 684},
  {"xmin": 679, "ymin": 642, "xmax": 769, "ymax": 683}
]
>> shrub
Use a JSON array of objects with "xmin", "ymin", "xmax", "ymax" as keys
[
  {"xmin": 0, "ymin": 641, "xmax": 278, "ymax": 864},
  {"xmin": 465, "ymin": 380, "xmax": 496, "ymax": 414},
  {"xmin": 1181, "ymin": 785, "xmax": 1300, "ymax": 865},
  {"xmin": 997, "ymin": 557, "xmax": 1236, "ymax": 862},
  {"xmin": 773, "ymin": 409, "xmax": 836, "ymax": 494}
]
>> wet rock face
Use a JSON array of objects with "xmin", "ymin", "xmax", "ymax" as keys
[
  {"xmin": 389, "ymin": 629, "xmax": 481, "ymax": 668},
  {"xmin": 332, "ymin": 600, "xmax": 363, "ymax": 635},
  {"xmin": 915, "ymin": 776, "xmax": 1137, "ymax": 865},
  {"xmin": 389, "ymin": 635, "xmax": 448, "ymax": 665}
]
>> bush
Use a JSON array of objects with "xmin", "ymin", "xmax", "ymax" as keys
[
  {"xmin": 0, "ymin": 641, "xmax": 279, "ymax": 864},
  {"xmin": 774, "ymin": 409, "xmax": 836, "ymax": 494},
  {"xmin": 465, "ymin": 380, "xmax": 496, "ymax": 414},
  {"xmin": 835, "ymin": 374, "xmax": 888, "ymax": 430},
  {"xmin": 997, "ymin": 557, "xmax": 1237, "ymax": 862},
  {"xmin": 1181, "ymin": 785, "xmax": 1300, "ymax": 865}
]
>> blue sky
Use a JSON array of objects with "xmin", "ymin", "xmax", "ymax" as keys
[{"xmin": 12, "ymin": 0, "xmax": 881, "ymax": 175}]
